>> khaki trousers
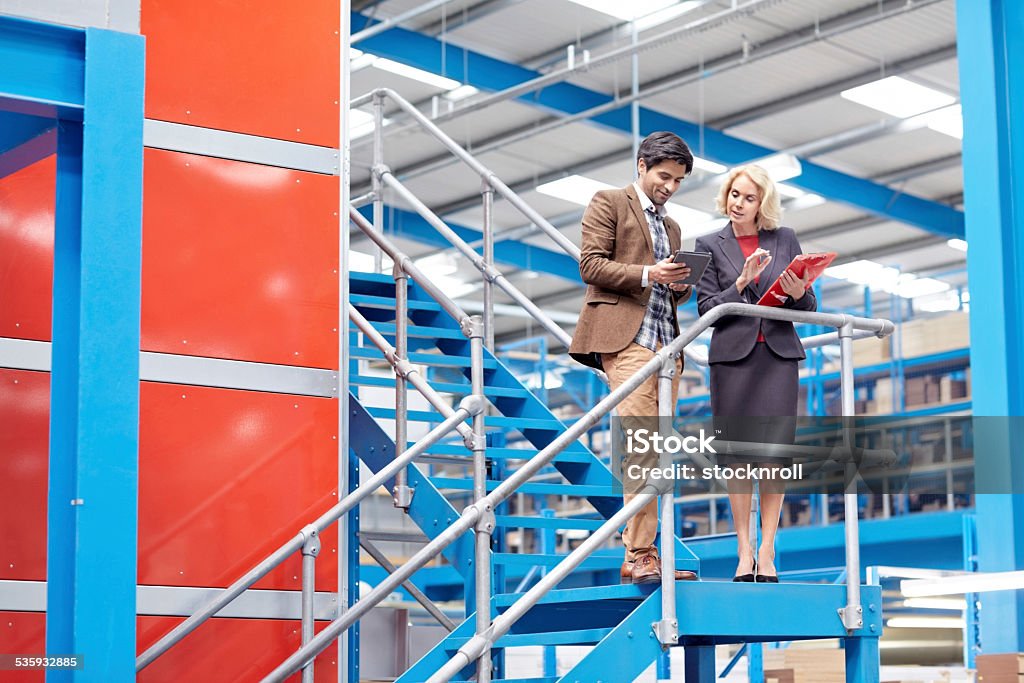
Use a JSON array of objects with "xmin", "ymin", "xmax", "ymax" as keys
[{"xmin": 601, "ymin": 342, "xmax": 681, "ymax": 561}]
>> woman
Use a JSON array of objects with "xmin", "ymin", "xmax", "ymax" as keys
[{"xmin": 694, "ymin": 165, "xmax": 816, "ymax": 583}]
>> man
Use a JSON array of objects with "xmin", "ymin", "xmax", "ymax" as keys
[{"xmin": 569, "ymin": 131, "xmax": 697, "ymax": 584}]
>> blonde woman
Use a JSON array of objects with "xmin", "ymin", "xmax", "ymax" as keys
[{"xmin": 694, "ymin": 165, "xmax": 815, "ymax": 583}]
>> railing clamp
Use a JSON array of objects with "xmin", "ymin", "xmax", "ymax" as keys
[
  {"xmin": 474, "ymin": 503, "xmax": 496, "ymax": 535},
  {"xmin": 837, "ymin": 604, "xmax": 863, "ymax": 631},
  {"xmin": 371, "ymin": 163, "xmax": 392, "ymax": 181},
  {"xmin": 392, "ymin": 484, "xmax": 414, "ymax": 510},
  {"xmin": 393, "ymin": 358, "xmax": 417, "ymax": 380},
  {"xmin": 460, "ymin": 315, "xmax": 485, "ymax": 339},
  {"xmin": 463, "ymin": 431, "xmax": 486, "ymax": 452},
  {"xmin": 300, "ymin": 525, "xmax": 321, "ymax": 557},
  {"xmin": 458, "ymin": 394, "xmax": 487, "ymax": 417},
  {"xmin": 652, "ymin": 618, "xmax": 678, "ymax": 647}
]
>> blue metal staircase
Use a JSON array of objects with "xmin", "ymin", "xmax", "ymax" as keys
[{"xmin": 347, "ymin": 269, "xmax": 882, "ymax": 683}]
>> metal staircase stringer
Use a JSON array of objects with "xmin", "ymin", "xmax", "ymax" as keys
[{"xmin": 348, "ymin": 391, "xmax": 474, "ymax": 577}]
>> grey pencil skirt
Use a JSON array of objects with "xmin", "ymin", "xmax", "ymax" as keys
[{"xmin": 710, "ymin": 342, "xmax": 798, "ymax": 465}]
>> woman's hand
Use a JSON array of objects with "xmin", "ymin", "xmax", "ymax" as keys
[
  {"xmin": 779, "ymin": 268, "xmax": 810, "ymax": 300},
  {"xmin": 736, "ymin": 248, "xmax": 771, "ymax": 293},
  {"xmin": 668, "ymin": 282, "xmax": 692, "ymax": 294}
]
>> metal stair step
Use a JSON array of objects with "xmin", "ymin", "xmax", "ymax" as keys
[
  {"xmin": 419, "ymin": 444, "xmax": 594, "ymax": 464},
  {"xmin": 367, "ymin": 407, "xmax": 565, "ymax": 431},
  {"xmin": 429, "ymin": 478, "xmax": 616, "ymax": 498},
  {"xmin": 350, "ymin": 347, "xmax": 498, "ymax": 369},
  {"xmin": 491, "ymin": 553, "xmax": 622, "ymax": 570},
  {"xmin": 446, "ymin": 628, "xmax": 614, "ymax": 648},
  {"xmin": 349, "ymin": 373, "xmax": 531, "ymax": 399},
  {"xmin": 494, "ymin": 515, "xmax": 606, "ymax": 531},
  {"xmin": 349, "ymin": 292, "xmax": 441, "ymax": 312},
  {"xmin": 349, "ymin": 320, "xmax": 466, "ymax": 340},
  {"xmin": 450, "ymin": 678, "xmax": 557, "ymax": 683},
  {"xmin": 495, "ymin": 583, "xmax": 648, "ymax": 607}
]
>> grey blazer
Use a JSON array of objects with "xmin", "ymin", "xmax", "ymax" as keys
[{"xmin": 694, "ymin": 224, "xmax": 817, "ymax": 364}]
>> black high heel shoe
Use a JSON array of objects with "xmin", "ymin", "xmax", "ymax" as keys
[
  {"xmin": 732, "ymin": 559, "xmax": 756, "ymax": 582},
  {"xmin": 754, "ymin": 573, "xmax": 779, "ymax": 583}
]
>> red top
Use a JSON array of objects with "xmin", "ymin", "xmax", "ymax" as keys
[{"xmin": 736, "ymin": 234, "xmax": 766, "ymax": 342}]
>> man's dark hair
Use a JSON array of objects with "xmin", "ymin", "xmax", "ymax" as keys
[{"xmin": 637, "ymin": 131, "xmax": 693, "ymax": 175}]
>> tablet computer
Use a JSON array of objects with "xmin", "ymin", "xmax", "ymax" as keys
[{"xmin": 671, "ymin": 250, "xmax": 712, "ymax": 285}]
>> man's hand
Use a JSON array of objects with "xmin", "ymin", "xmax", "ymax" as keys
[
  {"xmin": 649, "ymin": 256, "xmax": 691, "ymax": 286},
  {"xmin": 779, "ymin": 268, "xmax": 810, "ymax": 300}
]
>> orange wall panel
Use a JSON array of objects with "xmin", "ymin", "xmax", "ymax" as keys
[
  {"xmin": 0, "ymin": 370, "xmax": 49, "ymax": 582},
  {"xmin": 141, "ymin": 0, "xmax": 340, "ymax": 147},
  {"xmin": 0, "ymin": 156, "xmax": 55, "ymax": 342},
  {"xmin": 141, "ymin": 148, "xmax": 339, "ymax": 368},
  {"xmin": 0, "ymin": 612, "xmax": 45, "ymax": 683},
  {"xmin": 0, "ymin": 375, "xmax": 340, "ymax": 590},
  {"xmin": 138, "ymin": 616, "xmax": 338, "ymax": 682},
  {"xmin": 138, "ymin": 382, "xmax": 339, "ymax": 591}
]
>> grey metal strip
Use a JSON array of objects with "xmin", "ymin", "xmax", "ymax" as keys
[
  {"xmin": 0, "ymin": 580, "xmax": 337, "ymax": 620},
  {"xmin": 0, "ymin": 338, "xmax": 338, "ymax": 397},
  {"xmin": 143, "ymin": 120, "xmax": 339, "ymax": 175},
  {"xmin": 0, "ymin": 0, "xmax": 137, "ymax": 31},
  {"xmin": 140, "ymin": 351, "xmax": 338, "ymax": 397}
]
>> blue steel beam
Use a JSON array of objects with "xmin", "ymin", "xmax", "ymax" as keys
[
  {"xmin": 42, "ymin": 25, "xmax": 146, "ymax": 683},
  {"xmin": 353, "ymin": 13, "xmax": 965, "ymax": 239},
  {"xmin": 957, "ymin": 0, "xmax": 1024, "ymax": 653},
  {"xmin": 357, "ymin": 205, "xmax": 582, "ymax": 285},
  {"xmin": 0, "ymin": 15, "xmax": 85, "ymax": 118},
  {"xmin": 0, "ymin": 111, "xmax": 56, "ymax": 179}
]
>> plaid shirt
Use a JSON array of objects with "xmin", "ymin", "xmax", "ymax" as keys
[{"xmin": 633, "ymin": 192, "xmax": 677, "ymax": 351}]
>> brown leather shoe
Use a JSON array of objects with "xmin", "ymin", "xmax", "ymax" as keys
[
  {"xmin": 630, "ymin": 554, "xmax": 662, "ymax": 584},
  {"xmin": 621, "ymin": 559, "xmax": 698, "ymax": 584}
]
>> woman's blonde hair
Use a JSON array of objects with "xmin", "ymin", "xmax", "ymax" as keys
[{"xmin": 715, "ymin": 164, "xmax": 782, "ymax": 230}]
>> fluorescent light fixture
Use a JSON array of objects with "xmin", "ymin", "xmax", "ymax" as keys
[
  {"xmin": 902, "ymin": 570, "xmax": 1024, "ymax": 597},
  {"xmin": 565, "ymin": 0, "xmax": 677, "ymax": 21},
  {"xmin": 444, "ymin": 85, "xmax": 480, "ymax": 102},
  {"xmin": 947, "ymin": 238, "xmax": 968, "ymax": 252},
  {"xmin": 349, "ymin": 108, "xmax": 390, "ymax": 139},
  {"xmin": 692, "ymin": 156, "xmax": 728, "ymax": 174},
  {"xmin": 665, "ymin": 203, "xmax": 713, "ymax": 225},
  {"xmin": 785, "ymin": 192, "xmax": 827, "ymax": 211},
  {"xmin": 537, "ymin": 175, "xmax": 617, "ymax": 206},
  {"xmin": 886, "ymin": 617, "xmax": 965, "ymax": 629},
  {"xmin": 688, "ymin": 218, "xmax": 728, "ymax": 239},
  {"xmin": 754, "ymin": 153, "xmax": 802, "ymax": 182},
  {"xmin": 539, "ymin": 174, "xmax": 712, "ymax": 224},
  {"xmin": 841, "ymin": 76, "xmax": 956, "ymax": 118},
  {"xmin": 917, "ymin": 104, "xmax": 963, "ymax": 139},
  {"xmin": 896, "ymin": 276, "xmax": 949, "ymax": 299},
  {"xmin": 903, "ymin": 597, "xmax": 967, "ymax": 610},
  {"xmin": 414, "ymin": 252, "xmax": 459, "ymax": 277},
  {"xmin": 633, "ymin": 1, "xmax": 704, "ymax": 31},
  {"xmin": 915, "ymin": 290, "xmax": 962, "ymax": 313},
  {"xmin": 372, "ymin": 57, "xmax": 461, "ymax": 91},
  {"xmin": 825, "ymin": 260, "xmax": 949, "ymax": 299},
  {"xmin": 776, "ymin": 183, "xmax": 807, "ymax": 199}
]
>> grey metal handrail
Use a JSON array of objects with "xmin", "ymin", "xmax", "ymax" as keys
[
  {"xmin": 419, "ymin": 305, "xmax": 892, "ymax": 683},
  {"xmin": 261, "ymin": 302, "xmax": 894, "ymax": 681},
  {"xmin": 134, "ymin": 397, "xmax": 482, "ymax": 671}
]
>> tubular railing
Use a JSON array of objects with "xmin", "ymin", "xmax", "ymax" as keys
[
  {"xmin": 261, "ymin": 303, "xmax": 894, "ymax": 682},
  {"xmin": 134, "ymin": 292, "xmax": 486, "ymax": 673}
]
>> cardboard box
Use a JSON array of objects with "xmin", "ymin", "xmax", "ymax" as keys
[
  {"xmin": 977, "ymin": 653, "xmax": 1024, "ymax": 683},
  {"xmin": 764, "ymin": 649, "xmax": 845, "ymax": 683}
]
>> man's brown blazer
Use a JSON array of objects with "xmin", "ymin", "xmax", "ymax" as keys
[{"xmin": 569, "ymin": 184, "xmax": 691, "ymax": 370}]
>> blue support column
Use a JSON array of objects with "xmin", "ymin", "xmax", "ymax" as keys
[
  {"xmin": 844, "ymin": 637, "xmax": 880, "ymax": 683},
  {"xmin": 44, "ymin": 27, "xmax": 145, "ymax": 683},
  {"xmin": 683, "ymin": 644, "xmax": 715, "ymax": 683},
  {"xmin": 957, "ymin": 0, "xmax": 1024, "ymax": 652}
]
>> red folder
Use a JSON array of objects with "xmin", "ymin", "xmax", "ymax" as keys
[{"xmin": 756, "ymin": 252, "xmax": 837, "ymax": 306}]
